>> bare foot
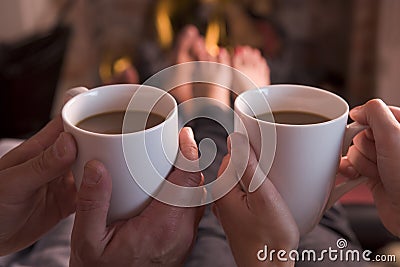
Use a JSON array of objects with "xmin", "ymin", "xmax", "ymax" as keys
[
  {"xmin": 193, "ymin": 48, "xmax": 231, "ymax": 109},
  {"xmin": 170, "ymin": 25, "xmax": 208, "ymax": 104},
  {"xmin": 174, "ymin": 25, "xmax": 208, "ymax": 65},
  {"xmin": 170, "ymin": 25, "xmax": 232, "ymax": 114},
  {"xmin": 232, "ymin": 46, "xmax": 270, "ymax": 95}
]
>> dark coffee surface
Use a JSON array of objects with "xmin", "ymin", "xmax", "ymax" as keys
[
  {"xmin": 255, "ymin": 110, "xmax": 330, "ymax": 125},
  {"xmin": 76, "ymin": 110, "xmax": 165, "ymax": 134}
]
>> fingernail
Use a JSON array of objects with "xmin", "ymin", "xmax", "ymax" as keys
[
  {"xmin": 186, "ymin": 127, "xmax": 195, "ymax": 140},
  {"xmin": 344, "ymin": 165, "xmax": 359, "ymax": 179},
  {"xmin": 350, "ymin": 106, "xmax": 361, "ymax": 117},
  {"xmin": 53, "ymin": 133, "xmax": 67, "ymax": 158},
  {"xmin": 84, "ymin": 162, "xmax": 102, "ymax": 185}
]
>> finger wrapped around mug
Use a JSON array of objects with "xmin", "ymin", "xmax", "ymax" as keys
[{"xmin": 213, "ymin": 133, "xmax": 299, "ymax": 267}]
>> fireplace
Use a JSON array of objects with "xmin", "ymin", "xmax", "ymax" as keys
[
  {"xmin": 88, "ymin": 0, "xmax": 380, "ymax": 107},
  {"xmin": 24, "ymin": 0, "xmax": 397, "ymax": 114}
]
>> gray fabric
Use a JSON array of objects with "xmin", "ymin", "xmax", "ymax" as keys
[
  {"xmin": 296, "ymin": 204, "xmax": 369, "ymax": 267},
  {"xmin": 0, "ymin": 215, "xmax": 74, "ymax": 267}
]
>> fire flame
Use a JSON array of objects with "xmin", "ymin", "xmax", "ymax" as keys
[{"xmin": 205, "ymin": 20, "xmax": 221, "ymax": 57}]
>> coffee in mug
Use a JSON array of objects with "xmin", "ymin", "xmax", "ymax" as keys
[
  {"xmin": 255, "ymin": 111, "xmax": 330, "ymax": 125},
  {"xmin": 76, "ymin": 110, "xmax": 166, "ymax": 134}
]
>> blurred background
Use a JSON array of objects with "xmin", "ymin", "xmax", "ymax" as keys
[
  {"xmin": 0, "ymin": 0, "xmax": 400, "ymax": 260},
  {"xmin": 1, "ymin": 0, "xmax": 399, "ymax": 138}
]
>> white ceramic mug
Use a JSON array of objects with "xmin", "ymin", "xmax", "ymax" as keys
[
  {"xmin": 62, "ymin": 84, "xmax": 179, "ymax": 224},
  {"xmin": 234, "ymin": 84, "xmax": 367, "ymax": 235}
]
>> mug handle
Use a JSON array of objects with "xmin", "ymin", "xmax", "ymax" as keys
[
  {"xmin": 63, "ymin": 86, "xmax": 89, "ymax": 104},
  {"xmin": 325, "ymin": 122, "xmax": 369, "ymax": 210}
]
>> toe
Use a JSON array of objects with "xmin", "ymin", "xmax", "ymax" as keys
[{"xmin": 218, "ymin": 48, "xmax": 231, "ymax": 66}]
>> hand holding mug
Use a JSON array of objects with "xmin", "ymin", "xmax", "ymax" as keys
[
  {"xmin": 234, "ymin": 85, "xmax": 368, "ymax": 235},
  {"xmin": 63, "ymin": 84, "xmax": 179, "ymax": 224},
  {"xmin": 214, "ymin": 133, "xmax": 298, "ymax": 267},
  {"xmin": 70, "ymin": 128, "xmax": 204, "ymax": 267},
  {"xmin": 339, "ymin": 99, "xmax": 400, "ymax": 237},
  {"xmin": 0, "ymin": 117, "xmax": 77, "ymax": 255}
]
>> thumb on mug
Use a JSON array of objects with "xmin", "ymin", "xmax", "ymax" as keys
[{"xmin": 72, "ymin": 160, "xmax": 112, "ymax": 250}]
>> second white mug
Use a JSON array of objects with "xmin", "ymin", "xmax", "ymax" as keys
[{"xmin": 234, "ymin": 84, "xmax": 367, "ymax": 235}]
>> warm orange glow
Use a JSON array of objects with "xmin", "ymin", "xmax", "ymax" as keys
[
  {"xmin": 205, "ymin": 20, "xmax": 220, "ymax": 57},
  {"xmin": 99, "ymin": 56, "xmax": 132, "ymax": 83},
  {"xmin": 114, "ymin": 57, "xmax": 132, "ymax": 74},
  {"xmin": 99, "ymin": 60, "xmax": 112, "ymax": 83},
  {"xmin": 156, "ymin": 1, "xmax": 173, "ymax": 49}
]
